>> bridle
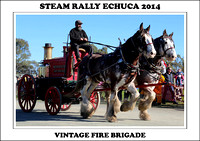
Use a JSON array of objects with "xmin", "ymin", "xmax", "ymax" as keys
[
  {"xmin": 164, "ymin": 47, "xmax": 175, "ymax": 54},
  {"xmin": 143, "ymin": 36, "xmax": 175, "ymax": 78},
  {"xmin": 162, "ymin": 36, "xmax": 175, "ymax": 54},
  {"xmin": 120, "ymin": 31, "xmax": 154, "ymax": 70}
]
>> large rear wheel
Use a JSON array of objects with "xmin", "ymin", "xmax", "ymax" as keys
[{"xmin": 18, "ymin": 74, "xmax": 37, "ymax": 112}]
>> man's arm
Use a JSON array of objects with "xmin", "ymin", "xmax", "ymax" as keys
[
  {"xmin": 70, "ymin": 29, "xmax": 80, "ymax": 43},
  {"xmin": 163, "ymin": 73, "xmax": 169, "ymax": 83},
  {"xmin": 82, "ymin": 30, "xmax": 88, "ymax": 40}
]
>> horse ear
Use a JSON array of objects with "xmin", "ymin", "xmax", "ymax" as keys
[
  {"xmin": 146, "ymin": 25, "xmax": 150, "ymax": 32},
  {"xmin": 169, "ymin": 32, "xmax": 174, "ymax": 38},
  {"xmin": 163, "ymin": 29, "xmax": 167, "ymax": 36},
  {"xmin": 140, "ymin": 23, "xmax": 144, "ymax": 31}
]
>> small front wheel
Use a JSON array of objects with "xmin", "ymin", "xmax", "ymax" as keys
[
  {"xmin": 90, "ymin": 91, "xmax": 100, "ymax": 111},
  {"xmin": 45, "ymin": 86, "xmax": 62, "ymax": 115}
]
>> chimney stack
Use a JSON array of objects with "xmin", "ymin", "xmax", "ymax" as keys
[{"xmin": 43, "ymin": 43, "xmax": 53, "ymax": 60}]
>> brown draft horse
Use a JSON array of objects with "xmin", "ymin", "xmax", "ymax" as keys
[
  {"xmin": 105, "ymin": 30, "xmax": 177, "ymax": 121},
  {"xmin": 65, "ymin": 23, "xmax": 156, "ymax": 122}
]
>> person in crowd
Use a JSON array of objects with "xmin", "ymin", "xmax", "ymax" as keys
[
  {"xmin": 153, "ymin": 74, "xmax": 165, "ymax": 105},
  {"xmin": 69, "ymin": 20, "xmax": 93, "ymax": 62},
  {"xmin": 166, "ymin": 63, "xmax": 176, "ymax": 74},
  {"xmin": 175, "ymin": 69, "xmax": 184, "ymax": 86},
  {"xmin": 162, "ymin": 67, "xmax": 178, "ymax": 104},
  {"xmin": 174, "ymin": 68, "xmax": 184, "ymax": 98}
]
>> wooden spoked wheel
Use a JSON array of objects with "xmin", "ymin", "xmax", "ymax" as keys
[
  {"xmin": 45, "ymin": 86, "xmax": 62, "ymax": 115},
  {"xmin": 18, "ymin": 74, "xmax": 37, "ymax": 112},
  {"xmin": 61, "ymin": 103, "xmax": 72, "ymax": 111},
  {"xmin": 90, "ymin": 91, "xmax": 100, "ymax": 111}
]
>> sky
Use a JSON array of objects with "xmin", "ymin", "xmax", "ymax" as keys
[{"xmin": 16, "ymin": 14, "xmax": 184, "ymax": 63}]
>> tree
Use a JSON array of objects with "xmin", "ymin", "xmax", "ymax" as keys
[
  {"xmin": 16, "ymin": 38, "xmax": 39, "ymax": 75},
  {"xmin": 164, "ymin": 54, "xmax": 184, "ymax": 73},
  {"xmin": 90, "ymin": 44, "xmax": 108, "ymax": 54},
  {"xmin": 171, "ymin": 54, "xmax": 184, "ymax": 72}
]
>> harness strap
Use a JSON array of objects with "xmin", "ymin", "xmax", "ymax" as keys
[
  {"xmin": 119, "ymin": 47, "xmax": 140, "ymax": 71},
  {"xmin": 140, "ymin": 69, "xmax": 161, "ymax": 81},
  {"xmin": 164, "ymin": 47, "xmax": 174, "ymax": 54},
  {"xmin": 130, "ymin": 36, "xmax": 143, "ymax": 53}
]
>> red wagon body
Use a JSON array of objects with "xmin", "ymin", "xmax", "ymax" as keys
[{"xmin": 17, "ymin": 43, "xmax": 100, "ymax": 115}]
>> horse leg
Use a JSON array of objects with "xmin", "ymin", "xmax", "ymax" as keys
[
  {"xmin": 82, "ymin": 81, "xmax": 99, "ymax": 118},
  {"xmin": 104, "ymin": 90, "xmax": 111, "ymax": 118},
  {"xmin": 138, "ymin": 87, "xmax": 156, "ymax": 120},
  {"xmin": 106, "ymin": 89, "xmax": 121, "ymax": 122},
  {"xmin": 120, "ymin": 82, "xmax": 140, "ymax": 112},
  {"xmin": 80, "ymin": 76, "xmax": 93, "ymax": 119}
]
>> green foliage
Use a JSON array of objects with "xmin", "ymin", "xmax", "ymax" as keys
[
  {"xmin": 16, "ymin": 38, "xmax": 39, "ymax": 75},
  {"xmin": 90, "ymin": 44, "xmax": 108, "ymax": 54},
  {"xmin": 164, "ymin": 54, "xmax": 184, "ymax": 72}
]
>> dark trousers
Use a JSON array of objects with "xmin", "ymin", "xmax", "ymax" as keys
[
  {"xmin": 162, "ymin": 85, "xmax": 175, "ymax": 102},
  {"xmin": 71, "ymin": 43, "xmax": 93, "ymax": 59},
  {"xmin": 176, "ymin": 78, "xmax": 182, "ymax": 86}
]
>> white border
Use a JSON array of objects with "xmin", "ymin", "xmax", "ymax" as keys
[
  {"xmin": 1, "ymin": 1, "xmax": 199, "ymax": 140},
  {"xmin": 13, "ymin": 12, "xmax": 187, "ymax": 130}
]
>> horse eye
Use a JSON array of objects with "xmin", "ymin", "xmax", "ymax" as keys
[{"xmin": 165, "ymin": 42, "xmax": 167, "ymax": 44}]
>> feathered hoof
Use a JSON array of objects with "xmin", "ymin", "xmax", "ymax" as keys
[
  {"xmin": 138, "ymin": 99, "xmax": 146, "ymax": 111},
  {"xmin": 80, "ymin": 102, "xmax": 95, "ymax": 119},
  {"xmin": 107, "ymin": 115, "xmax": 117, "ymax": 122},
  {"xmin": 120, "ymin": 100, "xmax": 130, "ymax": 112},
  {"xmin": 81, "ymin": 109, "xmax": 95, "ymax": 119},
  {"xmin": 139, "ymin": 112, "xmax": 151, "ymax": 121}
]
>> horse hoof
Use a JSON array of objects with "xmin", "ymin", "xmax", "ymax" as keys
[
  {"xmin": 139, "ymin": 112, "xmax": 151, "ymax": 121},
  {"xmin": 81, "ymin": 110, "xmax": 94, "ymax": 119},
  {"xmin": 120, "ymin": 100, "xmax": 130, "ymax": 112},
  {"xmin": 81, "ymin": 107, "xmax": 95, "ymax": 119},
  {"xmin": 138, "ymin": 100, "xmax": 146, "ymax": 111},
  {"xmin": 81, "ymin": 113, "xmax": 90, "ymax": 119},
  {"xmin": 107, "ymin": 115, "xmax": 117, "ymax": 122}
]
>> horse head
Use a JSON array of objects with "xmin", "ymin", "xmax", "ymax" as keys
[
  {"xmin": 155, "ymin": 30, "xmax": 177, "ymax": 61},
  {"xmin": 131, "ymin": 23, "xmax": 156, "ymax": 58}
]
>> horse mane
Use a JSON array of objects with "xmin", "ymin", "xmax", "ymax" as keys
[
  {"xmin": 121, "ymin": 31, "xmax": 142, "ymax": 64},
  {"xmin": 153, "ymin": 36, "xmax": 164, "ymax": 55}
]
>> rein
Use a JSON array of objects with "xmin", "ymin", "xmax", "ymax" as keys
[
  {"xmin": 87, "ymin": 41, "xmax": 118, "ymax": 51},
  {"xmin": 75, "ymin": 33, "xmax": 157, "ymax": 83}
]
